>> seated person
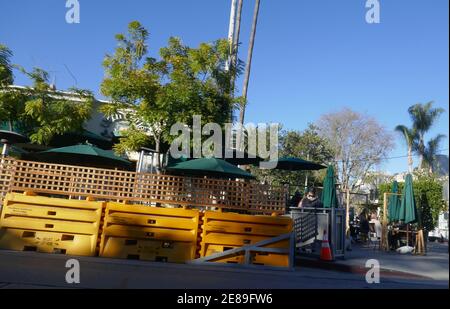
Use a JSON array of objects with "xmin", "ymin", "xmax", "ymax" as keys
[
  {"xmin": 290, "ymin": 190, "xmax": 303, "ymax": 207},
  {"xmin": 298, "ymin": 188, "xmax": 323, "ymax": 208},
  {"xmin": 388, "ymin": 224, "xmax": 401, "ymax": 250}
]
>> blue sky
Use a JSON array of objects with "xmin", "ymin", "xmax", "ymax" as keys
[{"xmin": 1, "ymin": 0, "xmax": 448, "ymax": 173}]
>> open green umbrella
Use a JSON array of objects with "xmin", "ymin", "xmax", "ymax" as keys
[
  {"xmin": 269, "ymin": 157, "xmax": 327, "ymax": 171},
  {"xmin": 166, "ymin": 157, "xmax": 255, "ymax": 179},
  {"xmin": 398, "ymin": 174, "xmax": 417, "ymax": 224},
  {"xmin": 50, "ymin": 129, "xmax": 113, "ymax": 150},
  {"xmin": 0, "ymin": 121, "xmax": 31, "ymax": 144},
  {"xmin": 321, "ymin": 165, "xmax": 339, "ymax": 208},
  {"xmin": 28, "ymin": 144, "xmax": 132, "ymax": 170},
  {"xmin": 388, "ymin": 181, "xmax": 401, "ymax": 223}
]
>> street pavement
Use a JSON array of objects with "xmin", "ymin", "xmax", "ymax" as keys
[
  {"xmin": 337, "ymin": 241, "xmax": 449, "ymax": 281},
  {"xmin": 0, "ymin": 250, "xmax": 448, "ymax": 289}
]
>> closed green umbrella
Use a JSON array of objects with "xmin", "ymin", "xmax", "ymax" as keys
[
  {"xmin": 398, "ymin": 174, "xmax": 417, "ymax": 224},
  {"xmin": 166, "ymin": 157, "xmax": 255, "ymax": 179},
  {"xmin": 321, "ymin": 165, "xmax": 339, "ymax": 208},
  {"xmin": 388, "ymin": 181, "xmax": 401, "ymax": 223}
]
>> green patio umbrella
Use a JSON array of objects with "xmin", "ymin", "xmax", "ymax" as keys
[
  {"xmin": 269, "ymin": 157, "xmax": 327, "ymax": 171},
  {"xmin": 388, "ymin": 181, "xmax": 401, "ymax": 223},
  {"xmin": 398, "ymin": 174, "xmax": 417, "ymax": 224},
  {"xmin": 0, "ymin": 131, "xmax": 29, "ymax": 144},
  {"xmin": 50, "ymin": 129, "xmax": 113, "ymax": 149},
  {"xmin": 0, "ymin": 121, "xmax": 30, "ymax": 144},
  {"xmin": 166, "ymin": 157, "xmax": 255, "ymax": 179},
  {"xmin": 166, "ymin": 154, "xmax": 189, "ymax": 167},
  {"xmin": 28, "ymin": 144, "xmax": 132, "ymax": 170},
  {"xmin": 321, "ymin": 165, "xmax": 339, "ymax": 208}
]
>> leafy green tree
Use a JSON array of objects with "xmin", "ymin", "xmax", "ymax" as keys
[
  {"xmin": 0, "ymin": 44, "xmax": 32, "ymax": 134},
  {"xmin": 1, "ymin": 44, "xmax": 93, "ymax": 145},
  {"xmin": 100, "ymin": 21, "xmax": 243, "ymax": 170},
  {"xmin": 21, "ymin": 68, "xmax": 94, "ymax": 145},
  {"xmin": 0, "ymin": 44, "xmax": 13, "ymax": 86},
  {"xmin": 250, "ymin": 124, "xmax": 334, "ymax": 192}
]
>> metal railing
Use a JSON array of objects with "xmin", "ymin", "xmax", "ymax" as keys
[{"xmin": 290, "ymin": 207, "xmax": 346, "ymax": 259}]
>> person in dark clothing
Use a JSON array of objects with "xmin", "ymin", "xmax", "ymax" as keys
[
  {"xmin": 290, "ymin": 190, "xmax": 303, "ymax": 207},
  {"xmin": 359, "ymin": 210, "xmax": 370, "ymax": 242},
  {"xmin": 298, "ymin": 188, "xmax": 323, "ymax": 208}
]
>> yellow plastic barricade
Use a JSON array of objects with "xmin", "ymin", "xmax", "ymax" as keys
[
  {"xmin": 0, "ymin": 193, "xmax": 103, "ymax": 256},
  {"xmin": 99, "ymin": 203, "xmax": 200, "ymax": 263},
  {"xmin": 199, "ymin": 211, "xmax": 293, "ymax": 267}
]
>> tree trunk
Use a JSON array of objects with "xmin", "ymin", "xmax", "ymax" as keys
[
  {"xmin": 407, "ymin": 146, "xmax": 413, "ymax": 173},
  {"xmin": 419, "ymin": 134, "xmax": 425, "ymax": 171},
  {"xmin": 154, "ymin": 136, "xmax": 161, "ymax": 175}
]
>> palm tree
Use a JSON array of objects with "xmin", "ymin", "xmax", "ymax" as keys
[
  {"xmin": 0, "ymin": 44, "xmax": 13, "ymax": 86},
  {"xmin": 408, "ymin": 102, "xmax": 445, "ymax": 170},
  {"xmin": 395, "ymin": 125, "xmax": 417, "ymax": 173},
  {"xmin": 423, "ymin": 134, "xmax": 446, "ymax": 174}
]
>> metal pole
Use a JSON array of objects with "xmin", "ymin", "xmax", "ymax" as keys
[
  {"xmin": 225, "ymin": 0, "xmax": 238, "ymax": 72},
  {"xmin": 230, "ymin": 0, "xmax": 244, "ymax": 94},
  {"xmin": 239, "ymin": 0, "xmax": 261, "ymax": 125},
  {"xmin": 304, "ymin": 153, "xmax": 310, "ymax": 193},
  {"xmin": 136, "ymin": 150, "xmax": 144, "ymax": 173},
  {"xmin": 1, "ymin": 139, "xmax": 9, "ymax": 157}
]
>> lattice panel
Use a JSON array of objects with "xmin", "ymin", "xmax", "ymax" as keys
[{"xmin": 0, "ymin": 157, "xmax": 286, "ymax": 214}]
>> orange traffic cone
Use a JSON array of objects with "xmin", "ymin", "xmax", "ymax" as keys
[{"xmin": 320, "ymin": 230, "xmax": 333, "ymax": 261}]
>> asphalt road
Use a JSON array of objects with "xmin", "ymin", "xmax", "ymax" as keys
[{"xmin": 0, "ymin": 250, "xmax": 448, "ymax": 289}]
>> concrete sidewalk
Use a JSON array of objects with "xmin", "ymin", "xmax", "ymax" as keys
[{"xmin": 298, "ymin": 242, "xmax": 449, "ymax": 281}]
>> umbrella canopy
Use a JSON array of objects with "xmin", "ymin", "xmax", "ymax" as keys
[
  {"xmin": 223, "ymin": 149, "xmax": 264, "ymax": 166},
  {"xmin": 398, "ymin": 174, "xmax": 417, "ymax": 224},
  {"xmin": 167, "ymin": 151, "xmax": 263, "ymax": 167},
  {"xmin": 321, "ymin": 165, "xmax": 339, "ymax": 208},
  {"xmin": 0, "ymin": 121, "xmax": 31, "ymax": 144},
  {"xmin": 269, "ymin": 157, "xmax": 327, "ymax": 171},
  {"xmin": 28, "ymin": 144, "xmax": 132, "ymax": 170},
  {"xmin": 0, "ymin": 130, "xmax": 29, "ymax": 144},
  {"xmin": 167, "ymin": 154, "xmax": 189, "ymax": 167},
  {"xmin": 388, "ymin": 181, "xmax": 401, "ymax": 223},
  {"xmin": 50, "ymin": 129, "xmax": 113, "ymax": 150},
  {"xmin": 166, "ymin": 157, "xmax": 255, "ymax": 179}
]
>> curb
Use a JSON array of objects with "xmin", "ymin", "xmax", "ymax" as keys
[{"xmin": 296, "ymin": 257, "xmax": 432, "ymax": 280}]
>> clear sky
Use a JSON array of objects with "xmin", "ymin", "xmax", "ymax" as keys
[{"xmin": 1, "ymin": 0, "xmax": 448, "ymax": 174}]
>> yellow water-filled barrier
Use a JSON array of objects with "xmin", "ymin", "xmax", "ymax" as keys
[
  {"xmin": 198, "ymin": 211, "xmax": 294, "ymax": 268},
  {"xmin": 99, "ymin": 203, "xmax": 200, "ymax": 263},
  {"xmin": 0, "ymin": 193, "xmax": 103, "ymax": 256}
]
